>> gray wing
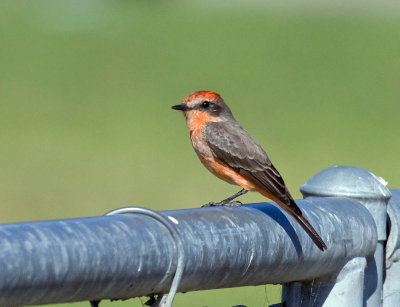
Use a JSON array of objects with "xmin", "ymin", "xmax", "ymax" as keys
[
  {"xmin": 205, "ymin": 121, "xmax": 292, "ymax": 205},
  {"xmin": 205, "ymin": 121, "xmax": 327, "ymax": 250}
]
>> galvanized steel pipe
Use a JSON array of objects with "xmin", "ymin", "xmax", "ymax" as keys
[{"xmin": 0, "ymin": 194, "xmax": 377, "ymax": 306}]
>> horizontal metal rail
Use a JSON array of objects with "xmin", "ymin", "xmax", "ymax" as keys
[{"xmin": 0, "ymin": 198, "xmax": 376, "ymax": 306}]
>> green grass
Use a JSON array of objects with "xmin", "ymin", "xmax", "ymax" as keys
[{"xmin": 0, "ymin": 1, "xmax": 399, "ymax": 306}]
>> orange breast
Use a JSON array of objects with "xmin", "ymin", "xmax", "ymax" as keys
[{"xmin": 189, "ymin": 124, "xmax": 256, "ymax": 191}]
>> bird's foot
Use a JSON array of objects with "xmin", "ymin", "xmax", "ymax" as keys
[
  {"xmin": 202, "ymin": 200, "xmax": 242, "ymax": 207},
  {"xmin": 223, "ymin": 200, "xmax": 242, "ymax": 207}
]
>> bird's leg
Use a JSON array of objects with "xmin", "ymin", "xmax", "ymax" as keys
[
  {"xmin": 219, "ymin": 189, "xmax": 248, "ymax": 204},
  {"xmin": 202, "ymin": 189, "xmax": 248, "ymax": 207}
]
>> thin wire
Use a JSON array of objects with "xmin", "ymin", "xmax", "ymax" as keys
[{"xmin": 104, "ymin": 207, "xmax": 185, "ymax": 307}]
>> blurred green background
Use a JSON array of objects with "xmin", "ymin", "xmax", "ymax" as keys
[{"xmin": 0, "ymin": 1, "xmax": 399, "ymax": 306}]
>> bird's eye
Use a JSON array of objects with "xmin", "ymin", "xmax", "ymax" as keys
[{"xmin": 202, "ymin": 101, "xmax": 210, "ymax": 108}]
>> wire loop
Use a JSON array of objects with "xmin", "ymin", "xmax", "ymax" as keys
[{"xmin": 90, "ymin": 206, "xmax": 185, "ymax": 307}]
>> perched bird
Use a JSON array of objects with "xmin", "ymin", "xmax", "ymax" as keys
[{"xmin": 172, "ymin": 91, "xmax": 327, "ymax": 251}]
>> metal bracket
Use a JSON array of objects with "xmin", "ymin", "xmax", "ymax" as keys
[{"xmin": 90, "ymin": 206, "xmax": 185, "ymax": 307}]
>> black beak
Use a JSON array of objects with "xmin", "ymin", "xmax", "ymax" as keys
[{"xmin": 171, "ymin": 104, "xmax": 189, "ymax": 111}]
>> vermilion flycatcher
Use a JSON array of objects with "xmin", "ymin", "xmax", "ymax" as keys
[{"xmin": 172, "ymin": 91, "xmax": 327, "ymax": 251}]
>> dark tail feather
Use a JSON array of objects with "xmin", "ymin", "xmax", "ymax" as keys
[
  {"xmin": 277, "ymin": 198, "xmax": 327, "ymax": 251},
  {"xmin": 293, "ymin": 212, "xmax": 327, "ymax": 251}
]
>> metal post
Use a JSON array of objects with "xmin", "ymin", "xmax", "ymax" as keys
[
  {"xmin": 383, "ymin": 190, "xmax": 400, "ymax": 306},
  {"xmin": 282, "ymin": 257, "xmax": 367, "ymax": 307},
  {"xmin": 299, "ymin": 166, "xmax": 391, "ymax": 307}
]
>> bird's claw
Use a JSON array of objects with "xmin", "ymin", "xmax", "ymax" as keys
[
  {"xmin": 201, "ymin": 200, "xmax": 242, "ymax": 207},
  {"xmin": 223, "ymin": 200, "xmax": 242, "ymax": 207},
  {"xmin": 202, "ymin": 202, "xmax": 217, "ymax": 207}
]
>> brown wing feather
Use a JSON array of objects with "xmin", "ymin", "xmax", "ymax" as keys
[
  {"xmin": 205, "ymin": 121, "xmax": 327, "ymax": 250},
  {"xmin": 204, "ymin": 121, "xmax": 295, "ymax": 209}
]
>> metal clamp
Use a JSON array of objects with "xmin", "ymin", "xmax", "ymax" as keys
[{"xmin": 90, "ymin": 207, "xmax": 185, "ymax": 307}]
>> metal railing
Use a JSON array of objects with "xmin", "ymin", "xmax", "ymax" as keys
[{"xmin": 0, "ymin": 166, "xmax": 398, "ymax": 307}]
